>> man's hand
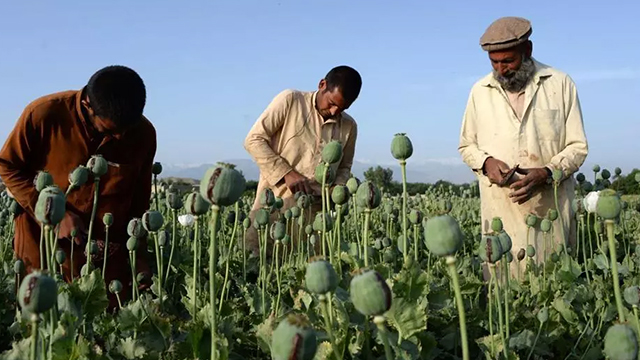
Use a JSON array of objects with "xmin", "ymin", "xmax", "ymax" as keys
[
  {"xmin": 483, "ymin": 157, "xmax": 511, "ymax": 185},
  {"xmin": 284, "ymin": 170, "xmax": 312, "ymax": 194},
  {"xmin": 508, "ymin": 167, "xmax": 550, "ymax": 204},
  {"xmin": 57, "ymin": 212, "xmax": 86, "ymax": 245}
]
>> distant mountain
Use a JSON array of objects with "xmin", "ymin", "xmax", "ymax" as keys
[{"xmin": 160, "ymin": 158, "xmax": 478, "ymax": 185}]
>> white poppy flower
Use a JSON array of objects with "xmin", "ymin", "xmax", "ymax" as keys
[
  {"xmin": 178, "ymin": 214, "xmax": 195, "ymax": 227},
  {"xmin": 583, "ymin": 191, "xmax": 600, "ymax": 214}
]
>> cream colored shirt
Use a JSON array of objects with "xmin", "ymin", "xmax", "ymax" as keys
[
  {"xmin": 458, "ymin": 59, "xmax": 588, "ymax": 271},
  {"xmin": 244, "ymin": 89, "xmax": 357, "ymax": 211}
]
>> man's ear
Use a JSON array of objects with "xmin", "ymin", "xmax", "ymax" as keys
[{"xmin": 318, "ymin": 78, "xmax": 326, "ymax": 91}]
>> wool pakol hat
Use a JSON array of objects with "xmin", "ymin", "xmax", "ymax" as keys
[{"xmin": 480, "ymin": 16, "xmax": 532, "ymax": 51}]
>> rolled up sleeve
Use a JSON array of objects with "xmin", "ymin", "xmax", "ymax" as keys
[
  {"xmin": 545, "ymin": 76, "xmax": 588, "ymax": 180},
  {"xmin": 244, "ymin": 90, "xmax": 294, "ymax": 186}
]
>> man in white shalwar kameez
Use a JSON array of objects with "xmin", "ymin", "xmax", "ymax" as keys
[{"xmin": 458, "ymin": 16, "xmax": 589, "ymax": 277}]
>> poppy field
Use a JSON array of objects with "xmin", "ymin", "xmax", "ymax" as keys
[{"xmin": 0, "ymin": 134, "xmax": 639, "ymax": 360}]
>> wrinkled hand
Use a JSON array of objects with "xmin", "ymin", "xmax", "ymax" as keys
[
  {"xmin": 284, "ymin": 170, "xmax": 312, "ymax": 194},
  {"xmin": 57, "ymin": 212, "xmax": 86, "ymax": 245},
  {"xmin": 508, "ymin": 167, "xmax": 549, "ymax": 204},
  {"xmin": 483, "ymin": 157, "xmax": 511, "ymax": 185}
]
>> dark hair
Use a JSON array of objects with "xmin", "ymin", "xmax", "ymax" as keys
[
  {"xmin": 324, "ymin": 65, "xmax": 362, "ymax": 104},
  {"xmin": 86, "ymin": 65, "xmax": 146, "ymax": 127}
]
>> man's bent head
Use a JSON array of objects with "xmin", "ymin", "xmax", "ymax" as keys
[
  {"xmin": 480, "ymin": 17, "xmax": 536, "ymax": 92},
  {"xmin": 316, "ymin": 65, "xmax": 362, "ymax": 120},
  {"xmin": 83, "ymin": 65, "xmax": 147, "ymax": 137}
]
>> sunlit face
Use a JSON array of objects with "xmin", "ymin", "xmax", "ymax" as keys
[
  {"xmin": 316, "ymin": 79, "xmax": 351, "ymax": 120},
  {"xmin": 81, "ymin": 98, "xmax": 124, "ymax": 139}
]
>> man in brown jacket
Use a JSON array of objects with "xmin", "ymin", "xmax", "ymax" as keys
[
  {"xmin": 244, "ymin": 65, "xmax": 362, "ymax": 257},
  {"xmin": 0, "ymin": 65, "xmax": 156, "ymax": 307}
]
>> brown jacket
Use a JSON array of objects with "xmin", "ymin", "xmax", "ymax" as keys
[{"xmin": 0, "ymin": 88, "xmax": 156, "ymax": 286}]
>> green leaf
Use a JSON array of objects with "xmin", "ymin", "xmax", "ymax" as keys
[
  {"xmin": 387, "ymin": 296, "xmax": 428, "ymax": 342},
  {"xmin": 117, "ymin": 337, "xmax": 147, "ymax": 359}
]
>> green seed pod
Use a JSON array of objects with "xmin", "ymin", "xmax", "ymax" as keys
[
  {"xmin": 314, "ymin": 163, "xmax": 336, "ymax": 185},
  {"xmin": 331, "ymin": 185, "xmax": 349, "ymax": 205},
  {"xmin": 547, "ymin": 209, "xmax": 558, "ymax": 221},
  {"xmin": 355, "ymin": 181, "xmax": 381, "ymax": 209},
  {"xmin": 550, "ymin": 253, "xmax": 559, "ymax": 262},
  {"xmin": 255, "ymin": 208, "xmax": 270, "ymax": 227},
  {"xmin": 109, "ymin": 280, "xmax": 123, "ymax": 294},
  {"xmin": 103, "ymin": 213, "xmax": 114, "ymax": 227},
  {"xmin": 166, "ymin": 192, "xmax": 184, "ymax": 210},
  {"xmin": 540, "ymin": 219, "xmax": 552, "ymax": 233},
  {"xmin": 582, "ymin": 181, "xmax": 593, "ymax": 192},
  {"xmin": 152, "ymin": 162, "xmax": 163, "ymax": 175},
  {"xmin": 14, "ymin": 259, "xmax": 25, "ymax": 275},
  {"xmin": 71, "ymin": 228, "xmax": 78, "ymax": 238},
  {"xmin": 283, "ymin": 209, "xmax": 292, "ymax": 220},
  {"xmin": 242, "ymin": 218, "xmax": 251, "ymax": 229},
  {"xmin": 309, "ymin": 234, "xmax": 317, "ymax": 246},
  {"xmin": 596, "ymin": 189, "xmax": 622, "ymax": 220},
  {"xmin": 382, "ymin": 237, "xmax": 391, "ymax": 248},
  {"xmin": 423, "ymin": 214, "xmax": 463, "ymax": 257},
  {"xmin": 87, "ymin": 241, "xmax": 98, "ymax": 255},
  {"xmin": 409, "ymin": 209, "xmax": 422, "ymax": 224},
  {"xmin": 603, "ymin": 324, "xmax": 638, "ymax": 360},
  {"xmin": 8, "ymin": 198, "xmax": 22, "ymax": 215},
  {"xmin": 555, "ymin": 243, "xmax": 564, "ymax": 254},
  {"xmin": 439, "ymin": 199, "xmax": 453, "ymax": 214},
  {"xmin": 576, "ymin": 173, "xmax": 585, "ymax": 183},
  {"xmin": 572, "ymin": 198, "xmax": 585, "ymax": 214},
  {"xmin": 35, "ymin": 186, "xmax": 66, "ymax": 226},
  {"xmin": 491, "ymin": 217, "xmax": 503, "ymax": 232},
  {"xmin": 86, "ymin": 155, "xmax": 108, "ymax": 177},
  {"xmin": 346, "ymin": 177, "xmax": 360, "ymax": 195},
  {"xmin": 312, "ymin": 213, "xmax": 333, "ymax": 232},
  {"xmin": 390, "ymin": 133, "xmax": 413, "ymax": 161},
  {"xmin": 297, "ymin": 194, "xmax": 310, "ymax": 209},
  {"xmin": 624, "ymin": 286, "xmax": 640, "ymax": 306},
  {"xmin": 34, "ymin": 171, "xmax": 54, "ymax": 192},
  {"xmin": 281, "ymin": 234, "xmax": 291, "ymax": 245},
  {"xmin": 305, "ymin": 257, "xmax": 338, "ymax": 295},
  {"xmin": 321, "ymin": 140, "xmax": 343, "ymax": 165},
  {"xmin": 383, "ymin": 248, "xmax": 396, "ymax": 263},
  {"xmin": 290, "ymin": 206, "xmax": 301, "ymax": 218},
  {"xmin": 601, "ymin": 169, "xmax": 611, "ymax": 180},
  {"xmin": 68, "ymin": 165, "xmax": 90, "ymax": 188},
  {"xmin": 158, "ymin": 230, "xmax": 169, "ymax": 247},
  {"xmin": 374, "ymin": 238, "xmax": 383, "ymax": 250},
  {"xmin": 498, "ymin": 231, "xmax": 512, "ymax": 253},
  {"xmin": 305, "ymin": 225, "xmax": 313, "ymax": 235},
  {"xmin": 525, "ymin": 214, "xmax": 538, "ymax": 227},
  {"xmin": 200, "ymin": 165, "xmax": 246, "ymax": 206},
  {"xmin": 350, "ymin": 269, "xmax": 392, "ymax": 316},
  {"xmin": 126, "ymin": 238, "xmax": 139, "ymax": 254},
  {"xmin": 270, "ymin": 314, "xmax": 318, "ymax": 360},
  {"xmin": 142, "ymin": 210, "xmax": 164, "ymax": 232},
  {"xmin": 127, "ymin": 218, "xmax": 148, "ymax": 238},
  {"xmin": 383, "ymin": 203, "xmax": 393, "ymax": 215},
  {"xmin": 18, "ymin": 271, "xmax": 58, "ymax": 314},
  {"xmin": 517, "ymin": 248, "xmax": 526, "ymax": 261},
  {"xmin": 273, "ymin": 197, "xmax": 283, "ymax": 210},
  {"xmin": 260, "ymin": 189, "xmax": 276, "ymax": 207},
  {"xmin": 270, "ymin": 221, "xmax": 286, "ymax": 241},
  {"xmin": 551, "ymin": 168, "xmax": 563, "ymax": 182},
  {"xmin": 537, "ymin": 307, "xmax": 548, "ymax": 323},
  {"xmin": 615, "ymin": 167, "xmax": 622, "ymax": 176},
  {"xmin": 55, "ymin": 249, "xmax": 66, "ymax": 265},
  {"xmin": 592, "ymin": 165, "xmax": 600, "ymax": 173},
  {"xmin": 526, "ymin": 245, "xmax": 536, "ymax": 258},
  {"xmin": 185, "ymin": 191, "xmax": 211, "ymax": 215},
  {"xmin": 478, "ymin": 234, "xmax": 503, "ymax": 263},
  {"xmin": 505, "ymin": 251, "xmax": 513, "ymax": 263}
]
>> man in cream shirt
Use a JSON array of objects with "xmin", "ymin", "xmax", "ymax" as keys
[
  {"xmin": 458, "ymin": 16, "xmax": 588, "ymax": 274},
  {"xmin": 244, "ymin": 65, "xmax": 361, "ymax": 256}
]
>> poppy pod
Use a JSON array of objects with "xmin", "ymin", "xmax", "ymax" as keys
[
  {"xmin": 69, "ymin": 166, "xmax": 90, "ymax": 188},
  {"xmin": 34, "ymin": 171, "xmax": 54, "ymax": 192},
  {"xmin": 185, "ymin": 191, "xmax": 211, "ymax": 216},
  {"xmin": 423, "ymin": 214, "xmax": 463, "ymax": 257},
  {"xmin": 270, "ymin": 314, "xmax": 317, "ymax": 360},
  {"xmin": 86, "ymin": 155, "xmax": 108, "ymax": 177},
  {"xmin": 390, "ymin": 133, "xmax": 413, "ymax": 161},
  {"xmin": 346, "ymin": 177, "xmax": 360, "ymax": 195},
  {"xmin": 127, "ymin": 218, "xmax": 148, "ymax": 239},
  {"xmin": 331, "ymin": 185, "xmax": 349, "ymax": 205},
  {"xmin": 305, "ymin": 257, "xmax": 338, "ymax": 295},
  {"xmin": 349, "ymin": 268, "xmax": 392, "ymax": 317},
  {"xmin": 596, "ymin": 189, "xmax": 622, "ymax": 220},
  {"xmin": 142, "ymin": 210, "xmax": 164, "ymax": 232},
  {"xmin": 18, "ymin": 271, "xmax": 57, "ymax": 315},
  {"xmin": 166, "ymin": 192, "xmax": 183, "ymax": 210},
  {"xmin": 35, "ymin": 186, "xmax": 65, "ymax": 226},
  {"xmin": 152, "ymin": 162, "xmax": 163, "ymax": 175},
  {"xmin": 355, "ymin": 181, "xmax": 381, "ymax": 210},
  {"xmin": 479, "ymin": 234, "xmax": 503, "ymax": 264},
  {"xmin": 603, "ymin": 324, "xmax": 638, "ymax": 360},
  {"xmin": 321, "ymin": 140, "xmax": 343, "ymax": 165},
  {"xmin": 199, "ymin": 165, "xmax": 246, "ymax": 207}
]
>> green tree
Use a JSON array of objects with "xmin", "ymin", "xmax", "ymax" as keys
[
  {"xmin": 611, "ymin": 169, "xmax": 640, "ymax": 195},
  {"xmin": 364, "ymin": 166, "xmax": 394, "ymax": 192}
]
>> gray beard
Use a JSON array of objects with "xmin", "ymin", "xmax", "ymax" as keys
[{"xmin": 493, "ymin": 57, "xmax": 536, "ymax": 92}]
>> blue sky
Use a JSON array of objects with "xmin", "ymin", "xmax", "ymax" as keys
[{"xmin": 0, "ymin": 0, "xmax": 638, "ymax": 176}]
